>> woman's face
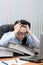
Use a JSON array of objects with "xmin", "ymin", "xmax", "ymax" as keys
[{"xmin": 16, "ymin": 26, "xmax": 27, "ymax": 40}]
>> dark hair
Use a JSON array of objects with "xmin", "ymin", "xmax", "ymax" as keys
[{"xmin": 14, "ymin": 20, "xmax": 31, "ymax": 28}]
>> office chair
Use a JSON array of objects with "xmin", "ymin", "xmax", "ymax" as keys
[{"xmin": 0, "ymin": 24, "xmax": 14, "ymax": 39}]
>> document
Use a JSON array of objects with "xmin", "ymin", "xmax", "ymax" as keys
[
  {"xmin": 1, "ymin": 58, "xmax": 28, "ymax": 65},
  {"xmin": 0, "ymin": 62, "xmax": 5, "ymax": 65}
]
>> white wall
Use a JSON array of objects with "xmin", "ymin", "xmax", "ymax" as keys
[
  {"xmin": 0, "ymin": 0, "xmax": 43, "ymax": 38},
  {"xmin": 0, "ymin": 0, "xmax": 13, "ymax": 25},
  {"xmin": 31, "ymin": 0, "xmax": 43, "ymax": 38}
]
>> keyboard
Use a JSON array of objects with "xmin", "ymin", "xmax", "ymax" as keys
[{"xmin": 20, "ymin": 55, "xmax": 41, "ymax": 63}]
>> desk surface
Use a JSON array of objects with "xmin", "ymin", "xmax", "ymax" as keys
[{"xmin": 0, "ymin": 57, "xmax": 43, "ymax": 65}]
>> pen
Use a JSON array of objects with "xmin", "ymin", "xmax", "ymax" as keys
[
  {"xmin": 15, "ymin": 59, "xmax": 17, "ymax": 63},
  {"xmin": 15, "ymin": 59, "xmax": 20, "ymax": 65},
  {"xmin": 2, "ymin": 61, "xmax": 8, "ymax": 65}
]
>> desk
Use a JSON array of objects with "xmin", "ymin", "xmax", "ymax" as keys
[{"xmin": 0, "ymin": 57, "xmax": 43, "ymax": 65}]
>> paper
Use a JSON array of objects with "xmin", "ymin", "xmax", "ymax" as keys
[
  {"xmin": 1, "ymin": 58, "xmax": 28, "ymax": 65},
  {"xmin": 0, "ymin": 62, "xmax": 5, "ymax": 65},
  {"xmin": 15, "ymin": 58, "xmax": 28, "ymax": 65}
]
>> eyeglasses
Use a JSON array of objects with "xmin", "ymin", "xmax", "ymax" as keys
[{"xmin": 17, "ymin": 32, "xmax": 27, "ymax": 36}]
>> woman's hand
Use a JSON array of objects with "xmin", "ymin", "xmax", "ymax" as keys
[
  {"xmin": 26, "ymin": 25, "xmax": 32, "ymax": 35},
  {"xmin": 13, "ymin": 22, "xmax": 22, "ymax": 34}
]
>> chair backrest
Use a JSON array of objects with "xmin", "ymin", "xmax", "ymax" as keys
[{"xmin": 0, "ymin": 24, "xmax": 14, "ymax": 39}]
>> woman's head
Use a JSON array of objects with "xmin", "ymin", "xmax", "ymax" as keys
[
  {"xmin": 14, "ymin": 20, "xmax": 31, "ymax": 29},
  {"xmin": 14, "ymin": 20, "xmax": 31, "ymax": 40}
]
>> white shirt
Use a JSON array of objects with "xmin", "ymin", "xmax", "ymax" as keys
[{"xmin": 0, "ymin": 31, "xmax": 40, "ymax": 48}]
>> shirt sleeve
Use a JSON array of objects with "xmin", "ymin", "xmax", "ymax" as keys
[
  {"xmin": 0, "ymin": 32, "xmax": 15, "ymax": 46},
  {"xmin": 26, "ymin": 34, "xmax": 40, "ymax": 49}
]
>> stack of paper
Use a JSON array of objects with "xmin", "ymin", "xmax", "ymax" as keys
[
  {"xmin": 0, "ymin": 45, "xmax": 24, "ymax": 57},
  {"xmin": 8, "ymin": 43, "xmax": 34, "ymax": 56},
  {"xmin": 0, "ymin": 43, "xmax": 35, "ymax": 57},
  {"xmin": 0, "ymin": 45, "xmax": 13, "ymax": 57}
]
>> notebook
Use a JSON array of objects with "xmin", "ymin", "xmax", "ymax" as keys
[{"xmin": 20, "ymin": 34, "xmax": 43, "ymax": 63}]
